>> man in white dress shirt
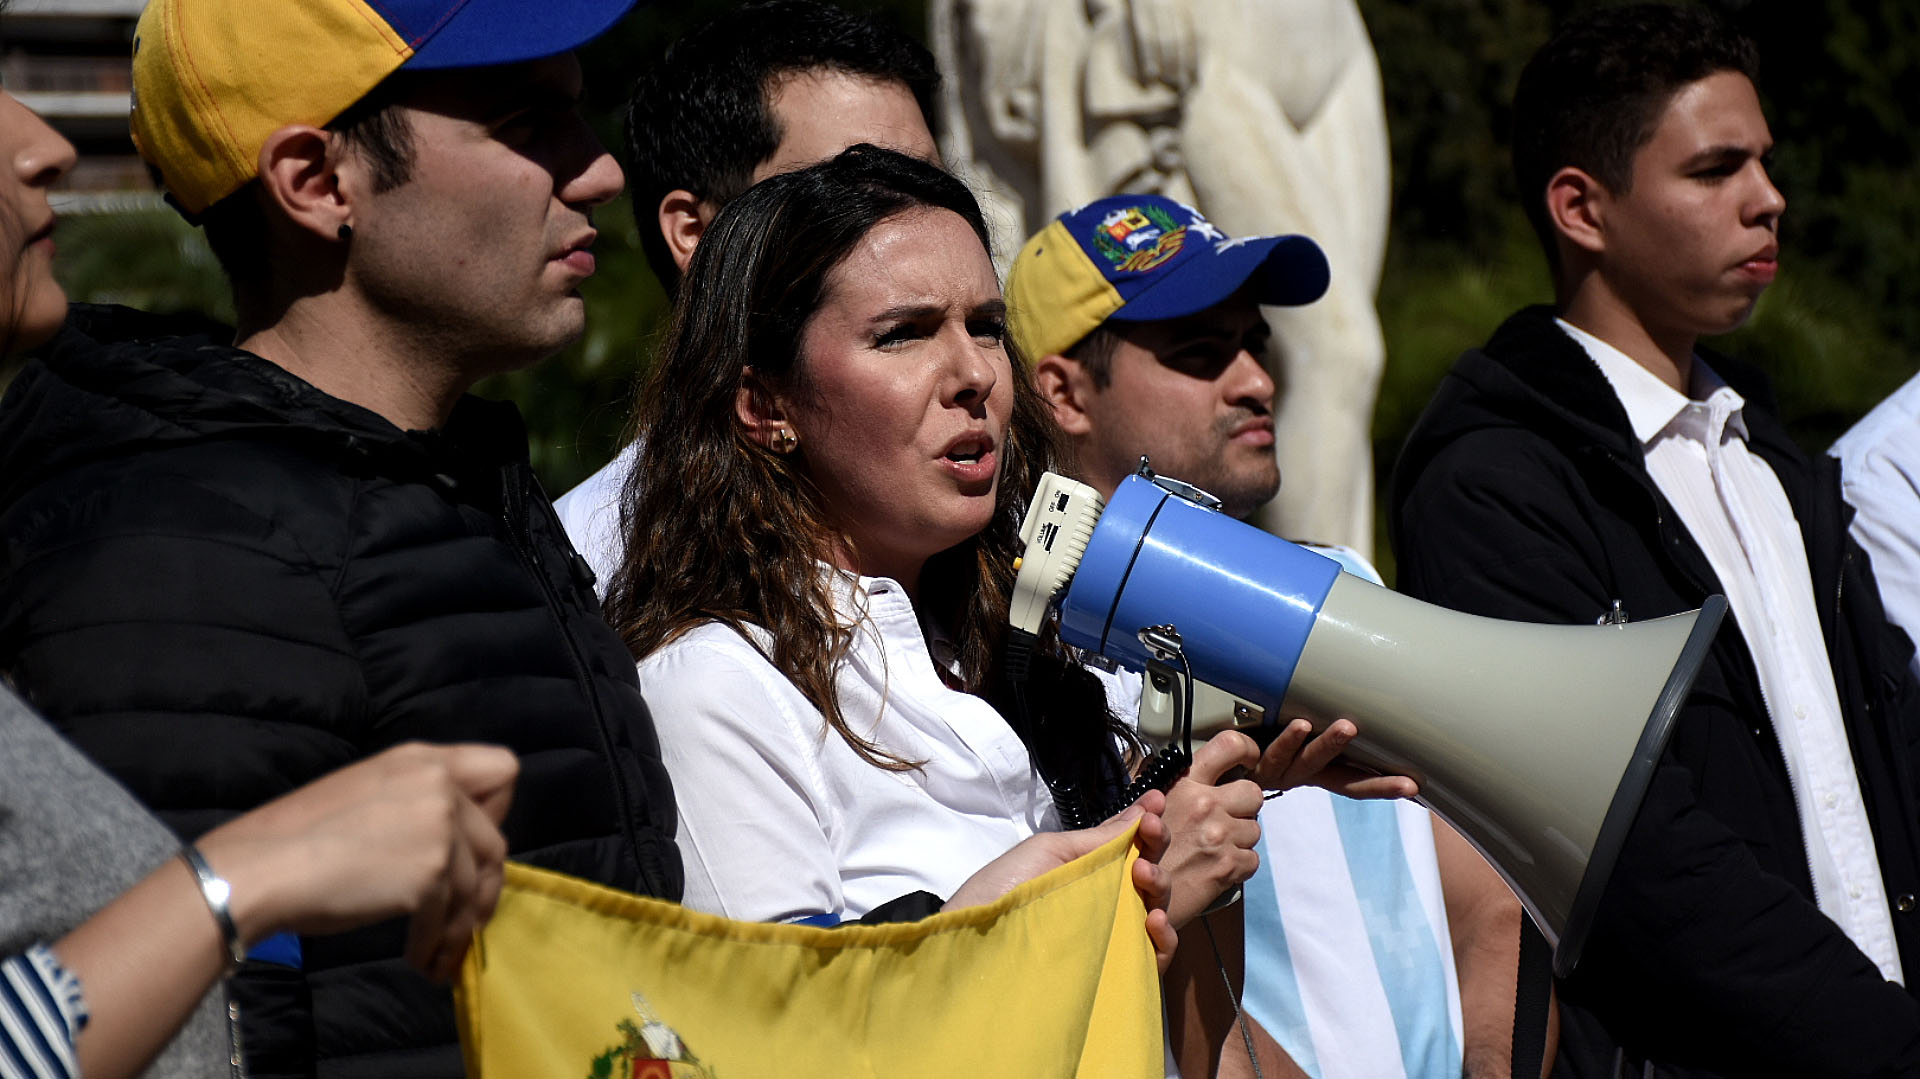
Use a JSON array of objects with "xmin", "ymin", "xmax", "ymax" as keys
[
  {"xmin": 557, "ymin": 0, "xmax": 940, "ymax": 572},
  {"xmin": 1392, "ymin": 5, "xmax": 1920, "ymax": 1076},
  {"xmin": 1833, "ymin": 378, "xmax": 1920, "ymax": 681},
  {"xmin": 1008, "ymin": 193, "xmax": 1531, "ymax": 1079}
]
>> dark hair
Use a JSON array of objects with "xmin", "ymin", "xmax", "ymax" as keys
[
  {"xmin": 1064, "ymin": 324, "xmax": 1122, "ymax": 389},
  {"xmin": 198, "ymin": 74, "xmax": 420, "ymax": 310},
  {"xmin": 605, "ymin": 145, "xmax": 1134, "ymax": 803},
  {"xmin": 623, "ymin": 0, "xmax": 940, "ymax": 294},
  {"xmin": 1512, "ymin": 3, "xmax": 1759, "ymax": 278}
]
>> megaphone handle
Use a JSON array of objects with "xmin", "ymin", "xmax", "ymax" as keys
[
  {"xmin": 1110, "ymin": 628, "xmax": 1199, "ymax": 815},
  {"xmin": 1202, "ymin": 883, "xmax": 1244, "ymax": 914},
  {"xmin": 1139, "ymin": 623, "xmax": 1199, "ymax": 750}
]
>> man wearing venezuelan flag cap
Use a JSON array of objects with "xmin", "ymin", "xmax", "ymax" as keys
[
  {"xmin": 1007, "ymin": 195, "xmax": 1537, "ymax": 1078},
  {"xmin": 0, "ymin": 1, "xmax": 681, "ymax": 1074}
]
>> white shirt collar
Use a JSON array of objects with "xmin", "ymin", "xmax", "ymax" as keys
[
  {"xmin": 821, "ymin": 563, "xmax": 903, "ymax": 611},
  {"xmin": 824, "ymin": 565, "xmax": 965, "ymax": 677},
  {"xmin": 1555, "ymin": 317, "xmax": 1748, "ymax": 446}
]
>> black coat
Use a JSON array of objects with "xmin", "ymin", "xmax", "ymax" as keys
[
  {"xmin": 0, "ymin": 305, "xmax": 682, "ymax": 1078},
  {"xmin": 1391, "ymin": 306, "xmax": 1920, "ymax": 1078}
]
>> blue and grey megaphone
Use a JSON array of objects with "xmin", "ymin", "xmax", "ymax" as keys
[{"xmin": 1011, "ymin": 465, "xmax": 1725, "ymax": 978}]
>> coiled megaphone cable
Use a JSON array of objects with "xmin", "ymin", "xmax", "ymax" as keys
[{"xmin": 1037, "ymin": 624, "xmax": 1199, "ymax": 829}]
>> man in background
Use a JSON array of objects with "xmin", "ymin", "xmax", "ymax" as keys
[
  {"xmin": 1392, "ymin": 5, "xmax": 1920, "ymax": 1074},
  {"xmin": 558, "ymin": 0, "xmax": 940, "ymax": 579},
  {"xmin": 1832, "ymin": 378, "xmax": 1920, "ymax": 681},
  {"xmin": 1009, "ymin": 193, "xmax": 1533, "ymax": 1079},
  {"xmin": 0, "ymin": 1, "xmax": 680, "ymax": 1073}
]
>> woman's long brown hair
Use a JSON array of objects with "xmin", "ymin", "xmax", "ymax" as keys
[{"xmin": 604, "ymin": 146, "xmax": 1136, "ymax": 800}]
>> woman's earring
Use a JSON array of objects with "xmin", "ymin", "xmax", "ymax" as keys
[{"xmin": 771, "ymin": 427, "xmax": 798, "ymax": 454}]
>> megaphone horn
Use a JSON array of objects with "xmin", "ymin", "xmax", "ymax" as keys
[{"xmin": 1012, "ymin": 466, "xmax": 1725, "ymax": 979}]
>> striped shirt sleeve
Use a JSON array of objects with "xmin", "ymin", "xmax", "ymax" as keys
[{"xmin": 0, "ymin": 945, "xmax": 88, "ymax": 1079}]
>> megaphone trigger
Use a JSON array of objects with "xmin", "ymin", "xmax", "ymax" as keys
[{"xmin": 1136, "ymin": 624, "xmax": 1196, "ymax": 752}]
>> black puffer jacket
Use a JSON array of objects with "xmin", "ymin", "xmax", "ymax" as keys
[
  {"xmin": 1392, "ymin": 306, "xmax": 1920, "ymax": 1078},
  {"xmin": 0, "ymin": 305, "xmax": 682, "ymax": 1078}
]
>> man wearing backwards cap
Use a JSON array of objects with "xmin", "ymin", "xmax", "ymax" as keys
[
  {"xmin": 0, "ymin": 1, "xmax": 680, "ymax": 1075},
  {"xmin": 1008, "ymin": 195, "xmax": 1537, "ymax": 1079}
]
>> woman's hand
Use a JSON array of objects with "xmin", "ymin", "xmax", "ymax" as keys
[
  {"xmin": 945, "ymin": 791, "xmax": 1180, "ymax": 972},
  {"xmin": 1160, "ymin": 732, "xmax": 1264, "ymax": 927},
  {"xmin": 197, "ymin": 742, "xmax": 518, "ymax": 982},
  {"xmin": 1127, "ymin": 790, "xmax": 1179, "ymax": 974},
  {"xmin": 1253, "ymin": 717, "xmax": 1420, "ymax": 800}
]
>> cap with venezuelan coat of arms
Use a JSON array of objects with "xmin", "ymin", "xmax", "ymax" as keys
[
  {"xmin": 1006, "ymin": 194, "xmax": 1330, "ymax": 362},
  {"xmin": 130, "ymin": 0, "xmax": 641, "ymax": 216}
]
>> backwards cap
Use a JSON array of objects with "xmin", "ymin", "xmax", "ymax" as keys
[
  {"xmin": 1006, "ymin": 194, "xmax": 1330, "ymax": 362},
  {"xmin": 131, "ymin": 0, "xmax": 640, "ymax": 215}
]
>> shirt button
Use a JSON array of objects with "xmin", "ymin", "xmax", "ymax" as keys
[
  {"xmin": 1824, "ymin": 792, "xmax": 1838, "ymax": 808},
  {"xmin": 1850, "ymin": 886, "xmax": 1864, "ymax": 899},
  {"xmin": 1795, "ymin": 706, "xmax": 1808, "ymax": 720}
]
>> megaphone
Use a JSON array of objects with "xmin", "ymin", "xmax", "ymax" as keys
[{"xmin": 1011, "ymin": 465, "xmax": 1726, "ymax": 978}]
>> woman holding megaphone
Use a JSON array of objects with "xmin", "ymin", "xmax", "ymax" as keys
[{"xmin": 604, "ymin": 145, "xmax": 1411, "ymax": 1075}]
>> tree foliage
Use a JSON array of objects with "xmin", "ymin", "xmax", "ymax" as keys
[
  {"xmin": 43, "ymin": 0, "xmax": 1920, "ymax": 507},
  {"xmin": 1361, "ymin": 0, "xmax": 1920, "ymax": 482}
]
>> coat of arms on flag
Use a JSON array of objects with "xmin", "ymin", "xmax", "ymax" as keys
[{"xmin": 588, "ymin": 994, "xmax": 714, "ymax": 1079}]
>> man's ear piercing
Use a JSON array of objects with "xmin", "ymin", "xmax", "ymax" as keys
[
  {"xmin": 771, "ymin": 427, "xmax": 798, "ymax": 454},
  {"xmin": 337, "ymin": 223, "xmax": 353, "ymax": 242}
]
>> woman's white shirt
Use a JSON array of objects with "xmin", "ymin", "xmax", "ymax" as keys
[{"xmin": 637, "ymin": 571, "xmax": 1059, "ymax": 923}]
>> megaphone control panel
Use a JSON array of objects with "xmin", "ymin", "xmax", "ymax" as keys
[{"xmin": 1010, "ymin": 472, "xmax": 1104, "ymax": 636}]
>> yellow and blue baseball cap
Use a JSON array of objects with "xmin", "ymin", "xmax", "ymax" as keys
[
  {"xmin": 131, "ymin": 0, "xmax": 641, "ymax": 215},
  {"xmin": 1007, "ymin": 195, "xmax": 1330, "ymax": 362}
]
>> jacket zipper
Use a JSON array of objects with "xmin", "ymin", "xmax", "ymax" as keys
[
  {"xmin": 1834, "ymin": 551, "xmax": 1848, "ymax": 643},
  {"xmin": 498, "ymin": 466, "xmax": 651, "ymax": 890}
]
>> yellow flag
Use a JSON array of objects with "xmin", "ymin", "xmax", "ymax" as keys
[{"xmin": 457, "ymin": 826, "xmax": 1164, "ymax": 1078}]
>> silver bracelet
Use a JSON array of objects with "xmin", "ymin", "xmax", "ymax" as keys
[{"xmin": 179, "ymin": 844, "xmax": 248, "ymax": 971}]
